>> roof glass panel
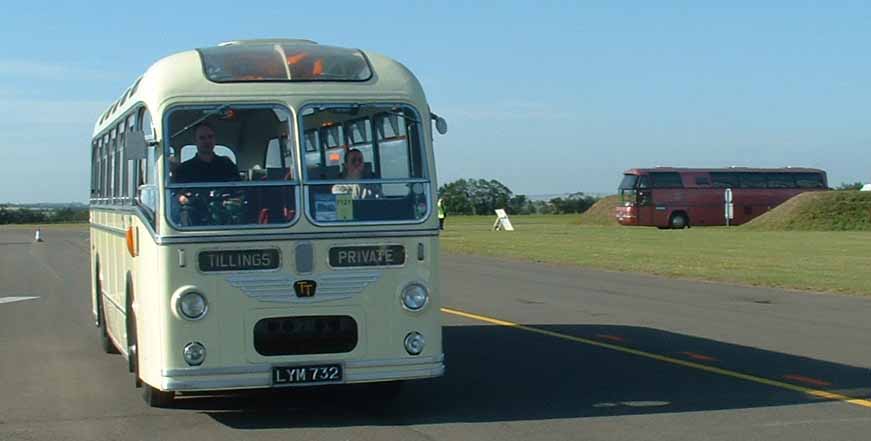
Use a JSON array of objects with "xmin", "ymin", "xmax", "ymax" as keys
[{"xmin": 199, "ymin": 42, "xmax": 372, "ymax": 83}]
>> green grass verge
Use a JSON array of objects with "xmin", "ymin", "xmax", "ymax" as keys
[
  {"xmin": 744, "ymin": 191, "xmax": 871, "ymax": 231},
  {"xmin": 441, "ymin": 214, "xmax": 871, "ymax": 295}
]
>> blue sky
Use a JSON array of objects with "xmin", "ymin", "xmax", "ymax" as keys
[{"xmin": 0, "ymin": 1, "xmax": 868, "ymax": 202}]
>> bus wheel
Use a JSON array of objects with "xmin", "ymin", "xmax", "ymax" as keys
[
  {"xmin": 669, "ymin": 212, "xmax": 689, "ymax": 229},
  {"xmin": 129, "ymin": 300, "xmax": 175, "ymax": 407},
  {"xmin": 142, "ymin": 383, "xmax": 175, "ymax": 408},
  {"xmin": 99, "ymin": 297, "xmax": 119, "ymax": 354},
  {"xmin": 96, "ymin": 269, "xmax": 118, "ymax": 354}
]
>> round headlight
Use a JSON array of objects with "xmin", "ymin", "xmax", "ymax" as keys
[
  {"xmin": 401, "ymin": 284, "xmax": 429, "ymax": 311},
  {"xmin": 183, "ymin": 342, "xmax": 206, "ymax": 366},
  {"xmin": 178, "ymin": 292, "xmax": 208, "ymax": 320},
  {"xmin": 404, "ymin": 332, "xmax": 425, "ymax": 355}
]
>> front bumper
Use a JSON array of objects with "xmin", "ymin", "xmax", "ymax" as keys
[{"xmin": 160, "ymin": 354, "xmax": 445, "ymax": 391}]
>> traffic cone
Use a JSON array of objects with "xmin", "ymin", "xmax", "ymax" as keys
[{"xmin": 34, "ymin": 227, "xmax": 43, "ymax": 242}]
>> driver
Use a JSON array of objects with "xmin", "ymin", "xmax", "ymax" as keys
[
  {"xmin": 173, "ymin": 123, "xmax": 240, "ymax": 225},
  {"xmin": 173, "ymin": 123, "xmax": 239, "ymax": 183}
]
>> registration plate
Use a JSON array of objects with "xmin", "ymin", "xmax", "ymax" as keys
[{"xmin": 272, "ymin": 364, "xmax": 343, "ymax": 386}]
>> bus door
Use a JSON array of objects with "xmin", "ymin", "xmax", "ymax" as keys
[{"xmin": 635, "ymin": 175, "xmax": 655, "ymax": 225}]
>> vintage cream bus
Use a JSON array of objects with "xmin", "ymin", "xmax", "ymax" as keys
[{"xmin": 89, "ymin": 39, "xmax": 447, "ymax": 407}]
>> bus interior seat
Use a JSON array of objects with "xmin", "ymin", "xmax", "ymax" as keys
[
  {"xmin": 308, "ymin": 165, "xmax": 341, "ymax": 180},
  {"xmin": 266, "ymin": 167, "xmax": 290, "ymax": 180},
  {"xmin": 339, "ymin": 162, "xmax": 375, "ymax": 178}
]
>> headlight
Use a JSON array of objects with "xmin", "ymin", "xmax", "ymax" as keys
[
  {"xmin": 178, "ymin": 292, "xmax": 208, "ymax": 320},
  {"xmin": 404, "ymin": 332, "xmax": 425, "ymax": 355},
  {"xmin": 401, "ymin": 284, "xmax": 429, "ymax": 311},
  {"xmin": 183, "ymin": 342, "xmax": 206, "ymax": 366}
]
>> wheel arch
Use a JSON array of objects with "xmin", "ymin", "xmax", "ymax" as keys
[{"xmin": 670, "ymin": 210, "xmax": 690, "ymax": 228}]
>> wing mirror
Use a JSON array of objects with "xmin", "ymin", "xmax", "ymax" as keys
[{"xmin": 431, "ymin": 112, "xmax": 448, "ymax": 135}]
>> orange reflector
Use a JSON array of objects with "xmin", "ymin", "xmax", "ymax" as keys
[
  {"xmin": 313, "ymin": 59, "xmax": 324, "ymax": 75},
  {"xmin": 126, "ymin": 227, "xmax": 137, "ymax": 258},
  {"xmin": 329, "ymin": 153, "xmax": 340, "ymax": 161}
]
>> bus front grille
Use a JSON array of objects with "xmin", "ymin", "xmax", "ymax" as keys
[{"xmin": 254, "ymin": 316, "xmax": 358, "ymax": 356}]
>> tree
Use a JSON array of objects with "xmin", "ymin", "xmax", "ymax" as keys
[
  {"xmin": 548, "ymin": 192, "xmax": 599, "ymax": 214},
  {"xmin": 438, "ymin": 178, "xmax": 514, "ymax": 215},
  {"xmin": 439, "ymin": 179, "xmax": 474, "ymax": 215},
  {"xmin": 836, "ymin": 182, "xmax": 864, "ymax": 191},
  {"xmin": 507, "ymin": 194, "xmax": 532, "ymax": 215}
]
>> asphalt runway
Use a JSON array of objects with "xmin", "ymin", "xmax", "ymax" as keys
[{"xmin": 2, "ymin": 225, "xmax": 871, "ymax": 441}]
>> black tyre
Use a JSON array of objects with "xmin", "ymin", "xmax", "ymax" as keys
[
  {"xmin": 142, "ymin": 383, "xmax": 175, "ymax": 408},
  {"xmin": 96, "ymin": 269, "xmax": 119, "ymax": 354},
  {"xmin": 129, "ymin": 297, "xmax": 175, "ymax": 408},
  {"xmin": 669, "ymin": 212, "xmax": 689, "ymax": 229}
]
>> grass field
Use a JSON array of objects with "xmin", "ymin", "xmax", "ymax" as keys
[{"xmin": 440, "ymin": 215, "xmax": 871, "ymax": 296}]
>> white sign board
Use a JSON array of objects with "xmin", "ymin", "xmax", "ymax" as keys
[
  {"xmin": 724, "ymin": 188, "xmax": 734, "ymax": 225},
  {"xmin": 861, "ymin": 184, "xmax": 871, "ymax": 192},
  {"xmin": 493, "ymin": 209, "xmax": 514, "ymax": 231}
]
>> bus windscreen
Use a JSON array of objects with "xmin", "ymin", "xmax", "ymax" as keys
[{"xmin": 619, "ymin": 174, "xmax": 638, "ymax": 189}]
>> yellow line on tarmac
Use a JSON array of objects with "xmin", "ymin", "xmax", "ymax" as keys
[{"xmin": 441, "ymin": 307, "xmax": 871, "ymax": 409}]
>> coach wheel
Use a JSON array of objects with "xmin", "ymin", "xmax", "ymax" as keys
[
  {"xmin": 129, "ymin": 296, "xmax": 175, "ymax": 407},
  {"xmin": 142, "ymin": 382, "xmax": 175, "ymax": 408},
  {"xmin": 96, "ymin": 270, "xmax": 119, "ymax": 354},
  {"xmin": 669, "ymin": 212, "xmax": 688, "ymax": 229}
]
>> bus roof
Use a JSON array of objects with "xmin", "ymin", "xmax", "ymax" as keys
[
  {"xmin": 623, "ymin": 167, "xmax": 826, "ymax": 175},
  {"xmin": 93, "ymin": 39, "xmax": 427, "ymax": 136}
]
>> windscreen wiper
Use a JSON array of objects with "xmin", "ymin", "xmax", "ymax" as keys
[{"xmin": 171, "ymin": 104, "xmax": 230, "ymax": 139}]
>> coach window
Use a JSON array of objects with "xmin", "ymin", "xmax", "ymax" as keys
[
  {"xmin": 102, "ymin": 135, "xmax": 110, "ymax": 201},
  {"xmin": 108, "ymin": 132, "xmax": 116, "ymax": 203},
  {"xmin": 302, "ymin": 104, "xmax": 429, "ymax": 223},
  {"xmin": 795, "ymin": 173, "xmax": 824, "ymax": 188},
  {"xmin": 711, "ymin": 173, "xmax": 739, "ymax": 188},
  {"xmin": 164, "ymin": 104, "xmax": 298, "ymax": 228},
  {"xmin": 739, "ymin": 173, "xmax": 766, "ymax": 189},
  {"xmin": 695, "ymin": 176, "xmax": 711, "ymax": 186},
  {"xmin": 114, "ymin": 127, "xmax": 123, "ymax": 203},
  {"xmin": 125, "ymin": 114, "xmax": 137, "ymax": 202},
  {"xmin": 639, "ymin": 175, "xmax": 651, "ymax": 189},
  {"xmin": 119, "ymin": 121, "xmax": 129, "ymax": 203},
  {"xmin": 650, "ymin": 172, "xmax": 683, "ymax": 188},
  {"xmin": 766, "ymin": 173, "xmax": 795, "ymax": 189},
  {"xmin": 95, "ymin": 139, "xmax": 103, "ymax": 200}
]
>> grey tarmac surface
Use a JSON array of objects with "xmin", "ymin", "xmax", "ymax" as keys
[{"xmin": 2, "ymin": 225, "xmax": 871, "ymax": 441}]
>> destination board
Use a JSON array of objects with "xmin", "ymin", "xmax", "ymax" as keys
[
  {"xmin": 199, "ymin": 249, "xmax": 280, "ymax": 272},
  {"xmin": 329, "ymin": 245, "xmax": 405, "ymax": 267}
]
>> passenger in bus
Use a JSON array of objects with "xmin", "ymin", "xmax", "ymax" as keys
[
  {"xmin": 173, "ymin": 123, "xmax": 239, "ymax": 183},
  {"xmin": 332, "ymin": 148, "xmax": 381, "ymax": 199}
]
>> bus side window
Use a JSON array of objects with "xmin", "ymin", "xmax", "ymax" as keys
[
  {"xmin": 637, "ymin": 175, "xmax": 650, "ymax": 189},
  {"xmin": 795, "ymin": 173, "xmax": 824, "ymax": 188}
]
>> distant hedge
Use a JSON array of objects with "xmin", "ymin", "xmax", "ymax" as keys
[{"xmin": 0, "ymin": 207, "xmax": 89, "ymax": 224}]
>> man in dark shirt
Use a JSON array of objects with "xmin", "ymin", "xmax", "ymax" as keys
[
  {"xmin": 173, "ymin": 123, "xmax": 239, "ymax": 183},
  {"xmin": 173, "ymin": 123, "xmax": 240, "ymax": 225}
]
